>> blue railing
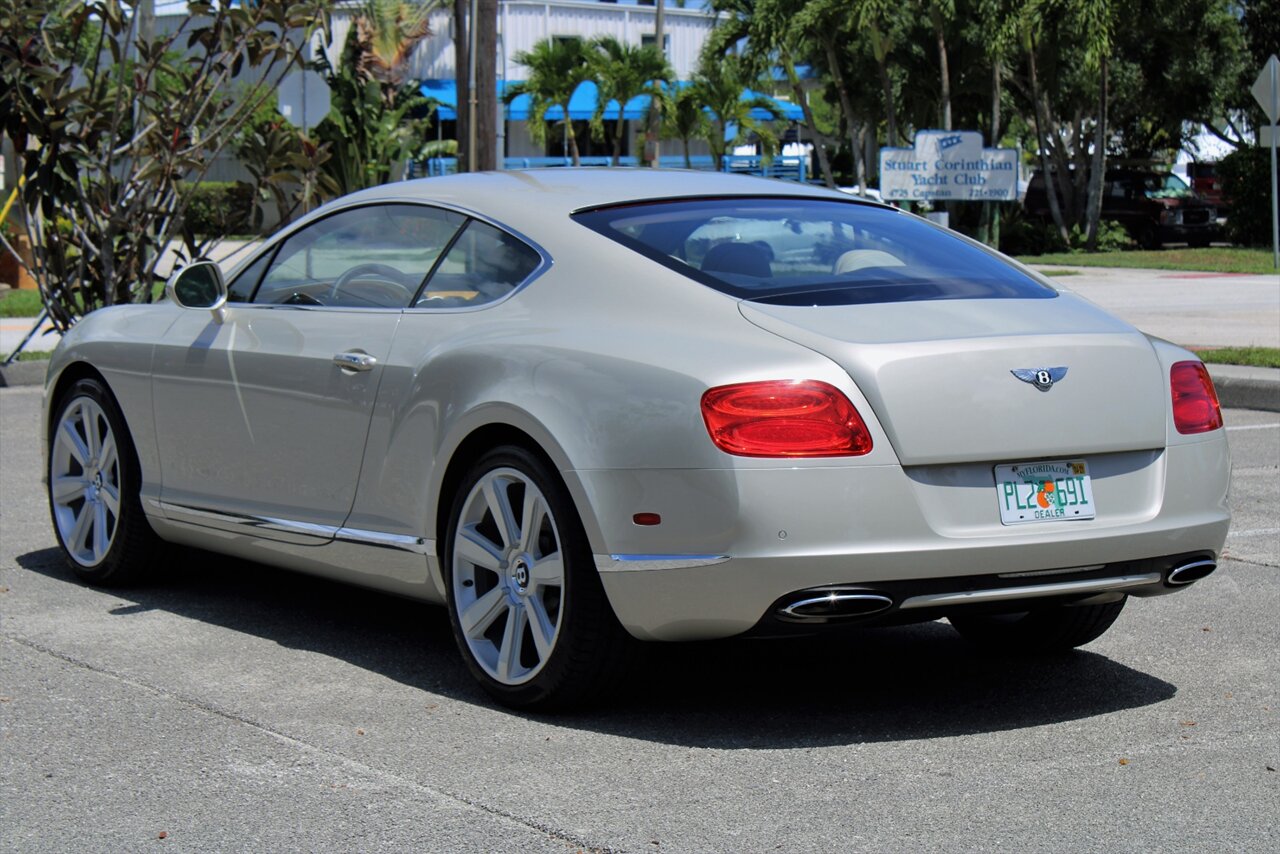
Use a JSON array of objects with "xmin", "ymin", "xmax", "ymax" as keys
[{"xmin": 409, "ymin": 155, "xmax": 808, "ymax": 183}]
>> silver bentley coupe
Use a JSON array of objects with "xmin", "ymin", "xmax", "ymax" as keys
[{"xmin": 44, "ymin": 170, "xmax": 1230, "ymax": 709}]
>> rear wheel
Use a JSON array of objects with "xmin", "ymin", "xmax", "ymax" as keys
[
  {"xmin": 948, "ymin": 597, "xmax": 1126, "ymax": 652},
  {"xmin": 443, "ymin": 445, "xmax": 631, "ymax": 710},
  {"xmin": 48, "ymin": 377, "xmax": 162, "ymax": 585}
]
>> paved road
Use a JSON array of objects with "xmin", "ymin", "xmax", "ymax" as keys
[
  {"xmin": 1, "ymin": 385, "xmax": 1276, "ymax": 852},
  {"xmin": 1035, "ymin": 265, "xmax": 1280, "ymax": 350}
]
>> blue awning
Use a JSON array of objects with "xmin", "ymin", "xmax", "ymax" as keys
[{"xmin": 420, "ymin": 79, "xmax": 803, "ymax": 123}]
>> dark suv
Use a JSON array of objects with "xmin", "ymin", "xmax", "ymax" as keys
[{"xmin": 1024, "ymin": 168, "xmax": 1221, "ymax": 248}]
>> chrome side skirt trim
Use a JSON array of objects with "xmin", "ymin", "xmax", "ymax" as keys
[
  {"xmin": 594, "ymin": 554, "xmax": 731, "ymax": 572},
  {"xmin": 158, "ymin": 501, "xmax": 433, "ymax": 555},
  {"xmin": 334, "ymin": 527, "xmax": 435, "ymax": 556},
  {"xmin": 898, "ymin": 572, "xmax": 1163, "ymax": 610}
]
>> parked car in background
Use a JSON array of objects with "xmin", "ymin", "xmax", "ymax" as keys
[
  {"xmin": 45, "ymin": 170, "xmax": 1230, "ymax": 710},
  {"xmin": 1024, "ymin": 168, "xmax": 1221, "ymax": 248}
]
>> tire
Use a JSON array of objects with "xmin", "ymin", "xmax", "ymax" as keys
[
  {"xmin": 442, "ymin": 445, "xmax": 632, "ymax": 710},
  {"xmin": 948, "ymin": 597, "xmax": 1127, "ymax": 652},
  {"xmin": 1138, "ymin": 225, "xmax": 1162, "ymax": 250},
  {"xmin": 47, "ymin": 377, "xmax": 163, "ymax": 586}
]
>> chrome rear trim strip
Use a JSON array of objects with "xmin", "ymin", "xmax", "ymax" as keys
[
  {"xmin": 594, "ymin": 554, "xmax": 731, "ymax": 572},
  {"xmin": 898, "ymin": 572, "xmax": 1163, "ymax": 610}
]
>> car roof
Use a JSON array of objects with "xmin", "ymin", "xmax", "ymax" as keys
[{"xmin": 334, "ymin": 168, "xmax": 862, "ymax": 222}]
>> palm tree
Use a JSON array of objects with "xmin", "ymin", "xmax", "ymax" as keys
[
  {"xmin": 505, "ymin": 38, "xmax": 592, "ymax": 165},
  {"xmin": 587, "ymin": 36, "xmax": 674, "ymax": 166},
  {"xmin": 351, "ymin": 0, "xmax": 437, "ymax": 95},
  {"xmin": 664, "ymin": 85, "xmax": 710, "ymax": 168},
  {"xmin": 687, "ymin": 53, "xmax": 785, "ymax": 171}
]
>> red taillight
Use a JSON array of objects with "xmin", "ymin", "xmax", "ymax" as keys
[
  {"xmin": 700, "ymin": 380, "xmax": 873, "ymax": 457},
  {"xmin": 1170, "ymin": 361, "xmax": 1223, "ymax": 434}
]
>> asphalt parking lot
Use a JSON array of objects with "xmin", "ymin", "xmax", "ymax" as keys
[{"xmin": 2, "ymin": 384, "xmax": 1277, "ymax": 852}]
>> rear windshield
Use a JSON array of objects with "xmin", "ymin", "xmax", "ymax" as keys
[{"xmin": 573, "ymin": 197, "xmax": 1055, "ymax": 306}]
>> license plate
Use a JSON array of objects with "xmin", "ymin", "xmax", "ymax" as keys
[{"xmin": 995, "ymin": 460, "xmax": 1096, "ymax": 525}]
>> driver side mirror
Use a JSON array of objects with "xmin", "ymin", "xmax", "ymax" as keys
[{"xmin": 167, "ymin": 260, "xmax": 228, "ymax": 322}]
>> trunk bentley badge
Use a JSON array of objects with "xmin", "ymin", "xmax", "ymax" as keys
[{"xmin": 1011, "ymin": 367, "xmax": 1068, "ymax": 392}]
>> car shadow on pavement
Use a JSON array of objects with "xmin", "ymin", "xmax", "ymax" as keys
[{"xmin": 17, "ymin": 546, "xmax": 1176, "ymax": 748}]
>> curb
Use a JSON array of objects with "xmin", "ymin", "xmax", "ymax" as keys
[
  {"xmin": 1206, "ymin": 364, "xmax": 1280, "ymax": 413},
  {"xmin": 2, "ymin": 358, "xmax": 1277, "ymax": 412},
  {"xmin": 0, "ymin": 359, "xmax": 48, "ymax": 389}
]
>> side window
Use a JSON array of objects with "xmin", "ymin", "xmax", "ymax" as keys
[
  {"xmin": 416, "ymin": 219, "xmax": 542, "ymax": 308},
  {"xmin": 254, "ymin": 204, "xmax": 464, "ymax": 308},
  {"xmin": 226, "ymin": 249, "xmax": 273, "ymax": 303}
]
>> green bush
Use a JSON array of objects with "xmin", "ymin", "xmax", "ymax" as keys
[
  {"xmin": 1218, "ymin": 146, "xmax": 1278, "ymax": 247},
  {"xmin": 1001, "ymin": 212, "xmax": 1133, "ymax": 256},
  {"xmin": 180, "ymin": 182, "xmax": 254, "ymax": 237}
]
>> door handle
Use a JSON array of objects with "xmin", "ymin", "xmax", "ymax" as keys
[{"xmin": 333, "ymin": 351, "xmax": 377, "ymax": 372}]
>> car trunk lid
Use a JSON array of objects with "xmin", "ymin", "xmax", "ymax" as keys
[{"xmin": 739, "ymin": 294, "xmax": 1167, "ymax": 465}]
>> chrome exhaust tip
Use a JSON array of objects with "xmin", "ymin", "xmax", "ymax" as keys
[
  {"xmin": 778, "ymin": 590, "xmax": 894, "ymax": 621},
  {"xmin": 1167, "ymin": 559, "xmax": 1217, "ymax": 586}
]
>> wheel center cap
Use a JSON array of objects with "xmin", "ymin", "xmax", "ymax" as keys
[
  {"xmin": 93, "ymin": 472, "xmax": 103, "ymax": 489},
  {"xmin": 512, "ymin": 557, "xmax": 530, "ymax": 591}
]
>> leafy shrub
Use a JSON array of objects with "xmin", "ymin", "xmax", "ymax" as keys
[
  {"xmin": 179, "ymin": 182, "xmax": 254, "ymax": 237},
  {"xmin": 1218, "ymin": 147, "xmax": 1277, "ymax": 247}
]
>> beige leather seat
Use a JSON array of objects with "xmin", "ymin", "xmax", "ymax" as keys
[{"xmin": 833, "ymin": 249, "xmax": 905, "ymax": 275}]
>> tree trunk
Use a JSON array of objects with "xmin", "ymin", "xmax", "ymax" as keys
[
  {"xmin": 782, "ymin": 49, "xmax": 833, "ymax": 188},
  {"xmin": 613, "ymin": 112, "xmax": 624, "ymax": 166},
  {"xmin": 452, "ymin": 0, "xmax": 470, "ymax": 172},
  {"xmin": 821, "ymin": 35, "xmax": 860, "ymax": 187},
  {"xmin": 1084, "ymin": 57, "xmax": 1108, "ymax": 251},
  {"xmin": 567, "ymin": 116, "xmax": 581, "ymax": 166},
  {"xmin": 868, "ymin": 27, "xmax": 898, "ymax": 146},
  {"xmin": 1027, "ymin": 37, "xmax": 1069, "ymax": 244},
  {"xmin": 474, "ymin": 0, "xmax": 498, "ymax": 171},
  {"xmin": 932, "ymin": 5, "xmax": 951, "ymax": 131},
  {"xmin": 979, "ymin": 57, "xmax": 1003, "ymax": 248}
]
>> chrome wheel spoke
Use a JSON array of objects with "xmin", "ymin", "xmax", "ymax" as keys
[
  {"xmin": 92, "ymin": 501, "xmax": 110, "ymax": 561},
  {"xmin": 530, "ymin": 553, "xmax": 563, "ymax": 588},
  {"xmin": 58, "ymin": 419, "xmax": 90, "ymax": 467},
  {"xmin": 518, "ymin": 492, "xmax": 547, "ymax": 554},
  {"xmin": 524, "ymin": 597, "xmax": 555, "ymax": 660},
  {"xmin": 98, "ymin": 431, "xmax": 118, "ymax": 476},
  {"xmin": 496, "ymin": 603, "xmax": 528, "ymax": 682},
  {"xmin": 69, "ymin": 503, "xmax": 94, "ymax": 556},
  {"xmin": 482, "ymin": 478, "xmax": 520, "ymax": 549},
  {"xmin": 51, "ymin": 476, "xmax": 87, "ymax": 504},
  {"xmin": 100, "ymin": 484, "xmax": 121, "ymax": 517},
  {"xmin": 459, "ymin": 585, "xmax": 508, "ymax": 638},
  {"xmin": 80, "ymin": 405, "xmax": 100, "ymax": 459},
  {"xmin": 456, "ymin": 526, "xmax": 503, "ymax": 571}
]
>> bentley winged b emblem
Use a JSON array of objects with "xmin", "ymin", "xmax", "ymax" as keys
[{"xmin": 1011, "ymin": 366, "xmax": 1068, "ymax": 392}]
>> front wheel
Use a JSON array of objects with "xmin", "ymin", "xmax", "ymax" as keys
[
  {"xmin": 48, "ymin": 377, "xmax": 162, "ymax": 585},
  {"xmin": 948, "ymin": 597, "xmax": 1126, "ymax": 652},
  {"xmin": 443, "ymin": 446, "xmax": 631, "ymax": 710}
]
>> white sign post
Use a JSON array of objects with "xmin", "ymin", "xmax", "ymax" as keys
[
  {"xmin": 879, "ymin": 131, "xmax": 1019, "ymax": 203},
  {"xmin": 1252, "ymin": 54, "xmax": 1280, "ymax": 269}
]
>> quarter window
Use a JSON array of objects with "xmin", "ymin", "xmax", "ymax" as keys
[
  {"xmin": 253, "ymin": 204, "xmax": 464, "ymax": 308},
  {"xmin": 414, "ymin": 219, "xmax": 542, "ymax": 308}
]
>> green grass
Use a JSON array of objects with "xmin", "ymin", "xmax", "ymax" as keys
[
  {"xmin": 5, "ymin": 349, "xmax": 53, "ymax": 362},
  {"xmin": 1037, "ymin": 269, "xmax": 1081, "ymax": 277},
  {"xmin": 1018, "ymin": 247, "xmax": 1276, "ymax": 275},
  {"xmin": 1196, "ymin": 347, "xmax": 1280, "ymax": 369},
  {"xmin": 0, "ymin": 289, "xmax": 43, "ymax": 317}
]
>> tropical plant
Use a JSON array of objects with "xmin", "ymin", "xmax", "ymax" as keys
[
  {"xmin": 587, "ymin": 36, "xmax": 674, "ymax": 166},
  {"xmin": 354, "ymin": 0, "xmax": 436, "ymax": 92},
  {"xmin": 311, "ymin": 29, "xmax": 435, "ymax": 195},
  {"xmin": 687, "ymin": 51, "xmax": 786, "ymax": 171},
  {"xmin": 663, "ymin": 85, "xmax": 711, "ymax": 169},
  {"xmin": 505, "ymin": 37, "xmax": 592, "ymax": 165},
  {"xmin": 0, "ymin": 0, "xmax": 329, "ymax": 329}
]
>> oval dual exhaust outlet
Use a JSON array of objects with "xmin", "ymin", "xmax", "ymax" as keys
[
  {"xmin": 778, "ymin": 590, "xmax": 894, "ymax": 621},
  {"xmin": 1167, "ymin": 559, "xmax": 1217, "ymax": 586}
]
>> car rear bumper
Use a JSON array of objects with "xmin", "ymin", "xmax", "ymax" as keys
[{"xmin": 577, "ymin": 437, "xmax": 1230, "ymax": 641}]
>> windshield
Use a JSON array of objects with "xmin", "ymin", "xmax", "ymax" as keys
[
  {"xmin": 1141, "ymin": 174, "xmax": 1194, "ymax": 199},
  {"xmin": 573, "ymin": 197, "xmax": 1055, "ymax": 306}
]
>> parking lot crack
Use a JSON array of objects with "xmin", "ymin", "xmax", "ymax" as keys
[{"xmin": 1, "ymin": 633, "xmax": 622, "ymax": 854}]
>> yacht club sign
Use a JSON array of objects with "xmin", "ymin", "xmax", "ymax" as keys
[{"xmin": 880, "ymin": 130, "xmax": 1019, "ymax": 201}]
